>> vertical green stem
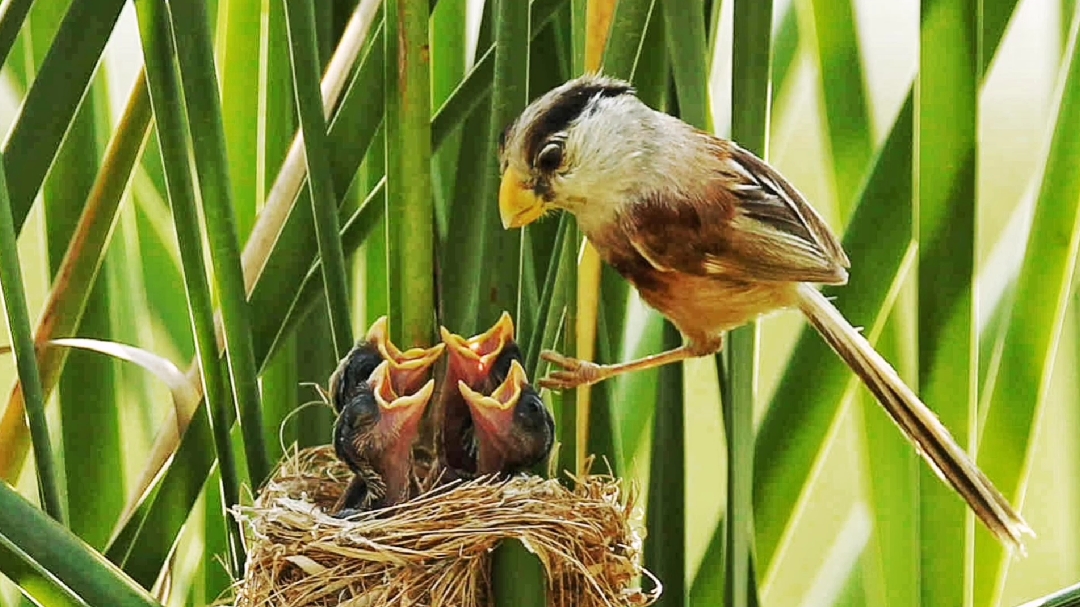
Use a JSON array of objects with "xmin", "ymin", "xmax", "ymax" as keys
[
  {"xmin": 726, "ymin": 0, "xmax": 772, "ymax": 604},
  {"xmin": 644, "ymin": 321, "xmax": 686, "ymax": 607},
  {"xmin": 917, "ymin": 0, "xmax": 979, "ymax": 603},
  {"xmin": 385, "ymin": 0, "xmax": 435, "ymax": 347},
  {"xmin": 170, "ymin": 0, "xmax": 272, "ymax": 487},
  {"xmin": 477, "ymin": 0, "xmax": 528, "ymax": 328},
  {"xmin": 0, "ymin": 0, "xmax": 32, "ymax": 68},
  {"xmin": 133, "ymin": 0, "xmax": 245, "ymax": 575},
  {"xmin": 0, "ymin": 157, "xmax": 65, "ymax": 524},
  {"xmin": 284, "ymin": 0, "xmax": 354, "ymax": 359}
]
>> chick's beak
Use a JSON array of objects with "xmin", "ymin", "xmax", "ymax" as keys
[
  {"xmin": 499, "ymin": 166, "xmax": 545, "ymax": 229},
  {"xmin": 365, "ymin": 315, "xmax": 446, "ymax": 393},
  {"xmin": 456, "ymin": 360, "xmax": 527, "ymax": 437},
  {"xmin": 369, "ymin": 361, "xmax": 436, "ymax": 434},
  {"xmin": 440, "ymin": 312, "xmax": 516, "ymax": 386}
]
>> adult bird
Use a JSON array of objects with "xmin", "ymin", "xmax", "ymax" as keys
[
  {"xmin": 495, "ymin": 74, "xmax": 1030, "ymax": 548},
  {"xmin": 330, "ymin": 323, "xmax": 442, "ymax": 515}
]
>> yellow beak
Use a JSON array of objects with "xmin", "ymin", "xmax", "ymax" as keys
[{"xmin": 499, "ymin": 166, "xmax": 545, "ymax": 229}]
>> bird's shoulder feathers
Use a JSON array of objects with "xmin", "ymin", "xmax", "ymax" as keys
[{"xmin": 614, "ymin": 137, "xmax": 851, "ymax": 286}]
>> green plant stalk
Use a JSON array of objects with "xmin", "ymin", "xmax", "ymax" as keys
[
  {"xmin": 0, "ymin": 0, "xmax": 32, "ymax": 69},
  {"xmin": 753, "ymin": 0, "xmax": 1024, "ymax": 571},
  {"xmin": 475, "ymin": 0, "xmax": 528, "ymax": 330},
  {"xmin": 553, "ymin": 232, "xmax": 580, "ymax": 481},
  {"xmin": 430, "ymin": 0, "xmax": 467, "ymax": 234},
  {"xmin": 754, "ymin": 92, "xmax": 916, "ymax": 573},
  {"xmin": 258, "ymin": 0, "xmax": 300, "ymax": 465},
  {"xmin": 492, "ymin": 539, "xmax": 547, "ymax": 607},
  {"xmin": 661, "ymin": 0, "xmax": 709, "ymax": 130},
  {"xmin": 526, "ymin": 214, "xmax": 571, "ymax": 376},
  {"xmin": 5, "ymin": 0, "xmax": 127, "ymax": 234},
  {"xmin": 49, "ymin": 70, "xmax": 118, "ymax": 552},
  {"xmin": 133, "ymin": 0, "xmax": 245, "ymax": 576},
  {"xmin": 601, "ymin": 0, "xmax": 654, "ymax": 79},
  {"xmin": 170, "ymin": 0, "xmax": 272, "ymax": 487},
  {"xmin": 0, "ymin": 538, "xmax": 85, "ymax": 607},
  {"xmin": 384, "ymin": 0, "xmax": 435, "ymax": 347},
  {"xmin": 486, "ymin": 0, "xmax": 542, "ymax": 599},
  {"xmin": 809, "ymin": 0, "xmax": 873, "ymax": 212},
  {"xmin": 438, "ymin": 0, "xmax": 494, "ymax": 337},
  {"xmin": 219, "ymin": 0, "xmax": 261, "ymax": 241},
  {"xmin": 261, "ymin": 180, "xmax": 387, "ymax": 369},
  {"xmin": 917, "ymin": 0, "xmax": 979, "ymax": 601},
  {"xmin": 0, "ymin": 161, "xmax": 64, "ymax": 524},
  {"xmin": 976, "ymin": 7, "xmax": 1080, "ymax": 604},
  {"xmin": 769, "ymin": 6, "xmax": 799, "ymax": 100},
  {"xmin": 0, "ymin": 482, "xmax": 161, "ymax": 607},
  {"xmin": 644, "ymin": 321, "xmax": 687, "ymax": 607},
  {"xmin": 0, "ymin": 72, "xmax": 152, "ymax": 486},
  {"xmin": 284, "ymin": 0, "xmax": 354, "ymax": 359},
  {"xmin": 726, "ymin": 0, "xmax": 772, "ymax": 604}
]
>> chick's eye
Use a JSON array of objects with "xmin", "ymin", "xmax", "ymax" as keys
[
  {"xmin": 519, "ymin": 395, "xmax": 544, "ymax": 419},
  {"xmin": 536, "ymin": 141, "xmax": 564, "ymax": 173}
]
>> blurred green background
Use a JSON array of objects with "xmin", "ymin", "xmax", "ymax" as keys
[{"xmin": 0, "ymin": 0, "xmax": 1078, "ymax": 605}]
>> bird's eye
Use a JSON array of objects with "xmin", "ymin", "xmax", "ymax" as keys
[
  {"xmin": 536, "ymin": 141, "xmax": 564, "ymax": 173},
  {"xmin": 519, "ymin": 395, "xmax": 545, "ymax": 420}
]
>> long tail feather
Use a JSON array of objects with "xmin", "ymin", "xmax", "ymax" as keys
[{"xmin": 795, "ymin": 283, "xmax": 1032, "ymax": 550}]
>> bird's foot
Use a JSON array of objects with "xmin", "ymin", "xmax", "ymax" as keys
[{"xmin": 538, "ymin": 350, "xmax": 605, "ymax": 390}]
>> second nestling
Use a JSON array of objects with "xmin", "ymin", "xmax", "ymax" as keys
[
  {"xmin": 439, "ymin": 312, "xmax": 555, "ymax": 479},
  {"xmin": 328, "ymin": 318, "xmax": 443, "ymax": 517}
]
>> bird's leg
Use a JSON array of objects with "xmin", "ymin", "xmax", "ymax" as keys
[{"xmin": 539, "ymin": 343, "xmax": 710, "ymax": 390}]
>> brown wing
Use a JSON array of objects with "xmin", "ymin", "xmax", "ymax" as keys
[{"xmin": 619, "ymin": 139, "xmax": 850, "ymax": 285}]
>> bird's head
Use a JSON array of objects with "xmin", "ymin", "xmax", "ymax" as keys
[
  {"xmin": 439, "ymin": 311, "xmax": 516, "ymax": 388},
  {"xmin": 329, "ymin": 316, "xmax": 445, "ymax": 412},
  {"xmin": 498, "ymin": 74, "xmax": 657, "ymax": 233},
  {"xmin": 456, "ymin": 359, "xmax": 554, "ymax": 475},
  {"xmin": 335, "ymin": 360, "xmax": 435, "ymax": 472}
]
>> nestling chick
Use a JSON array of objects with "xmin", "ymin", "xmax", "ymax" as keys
[
  {"xmin": 328, "ymin": 316, "xmax": 445, "ymax": 414},
  {"xmin": 457, "ymin": 358, "xmax": 554, "ymax": 475},
  {"xmin": 497, "ymin": 74, "xmax": 1031, "ymax": 549},
  {"xmin": 436, "ymin": 313, "xmax": 517, "ymax": 477},
  {"xmin": 330, "ymin": 326, "xmax": 441, "ymax": 516}
]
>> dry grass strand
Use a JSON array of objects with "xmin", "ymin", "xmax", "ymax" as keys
[{"xmin": 230, "ymin": 446, "xmax": 661, "ymax": 607}]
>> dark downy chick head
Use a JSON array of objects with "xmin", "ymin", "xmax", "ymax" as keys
[
  {"xmin": 328, "ymin": 316, "xmax": 445, "ymax": 413},
  {"xmin": 439, "ymin": 312, "xmax": 516, "ymax": 388},
  {"xmin": 437, "ymin": 312, "xmax": 518, "ymax": 476},
  {"xmin": 333, "ymin": 360, "xmax": 435, "ymax": 513},
  {"xmin": 456, "ymin": 359, "xmax": 554, "ymax": 476}
]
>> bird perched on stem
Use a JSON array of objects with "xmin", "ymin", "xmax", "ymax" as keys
[
  {"xmin": 496, "ymin": 74, "xmax": 1031, "ymax": 549},
  {"xmin": 438, "ymin": 313, "xmax": 554, "ymax": 477},
  {"xmin": 329, "ymin": 319, "xmax": 443, "ymax": 516}
]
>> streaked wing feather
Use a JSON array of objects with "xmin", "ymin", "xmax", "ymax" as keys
[{"xmin": 727, "ymin": 144, "xmax": 850, "ymax": 272}]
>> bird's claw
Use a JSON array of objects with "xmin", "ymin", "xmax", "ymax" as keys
[{"xmin": 538, "ymin": 350, "xmax": 603, "ymax": 390}]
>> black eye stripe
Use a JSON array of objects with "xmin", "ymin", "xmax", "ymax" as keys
[{"xmin": 523, "ymin": 79, "xmax": 634, "ymax": 164}]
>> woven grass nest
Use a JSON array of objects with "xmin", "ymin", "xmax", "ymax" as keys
[{"xmin": 230, "ymin": 445, "xmax": 661, "ymax": 607}]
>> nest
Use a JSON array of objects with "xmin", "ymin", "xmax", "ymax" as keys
[{"xmin": 230, "ymin": 446, "xmax": 661, "ymax": 607}]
